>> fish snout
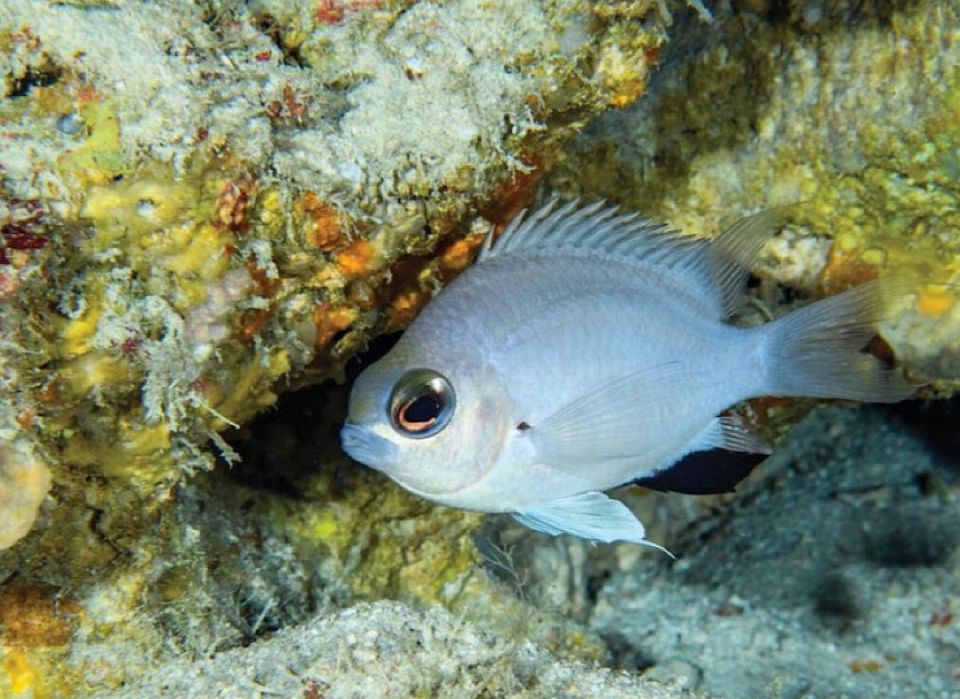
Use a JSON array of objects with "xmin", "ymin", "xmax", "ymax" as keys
[{"xmin": 340, "ymin": 423, "xmax": 398, "ymax": 470}]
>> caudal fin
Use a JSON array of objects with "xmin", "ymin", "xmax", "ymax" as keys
[{"xmin": 762, "ymin": 279, "xmax": 914, "ymax": 403}]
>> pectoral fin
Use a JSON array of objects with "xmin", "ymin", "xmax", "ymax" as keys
[
  {"xmin": 530, "ymin": 361, "xmax": 708, "ymax": 470},
  {"xmin": 512, "ymin": 491, "xmax": 672, "ymax": 555}
]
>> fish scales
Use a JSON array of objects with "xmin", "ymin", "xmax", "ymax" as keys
[{"xmin": 341, "ymin": 199, "xmax": 913, "ymax": 550}]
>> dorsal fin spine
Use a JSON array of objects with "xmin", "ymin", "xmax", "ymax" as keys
[{"xmin": 478, "ymin": 198, "xmax": 781, "ymax": 320}]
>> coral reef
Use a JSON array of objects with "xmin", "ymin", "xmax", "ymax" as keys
[
  {"xmin": 0, "ymin": 0, "xmax": 673, "ymax": 693},
  {"xmin": 0, "ymin": 0, "xmax": 666, "ymax": 540},
  {"xmin": 1, "ymin": 0, "xmax": 958, "ymax": 696}
]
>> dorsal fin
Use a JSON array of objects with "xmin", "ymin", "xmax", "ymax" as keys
[
  {"xmin": 478, "ymin": 198, "xmax": 782, "ymax": 319},
  {"xmin": 708, "ymin": 208, "xmax": 783, "ymax": 316}
]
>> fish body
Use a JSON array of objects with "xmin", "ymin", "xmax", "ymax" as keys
[{"xmin": 341, "ymin": 200, "xmax": 911, "ymax": 547}]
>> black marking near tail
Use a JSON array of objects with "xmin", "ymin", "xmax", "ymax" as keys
[{"xmin": 632, "ymin": 448, "xmax": 768, "ymax": 495}]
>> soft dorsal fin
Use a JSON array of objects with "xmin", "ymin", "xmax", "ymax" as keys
[
  {"xmin": 478, "ymin": 197, "xmax": 782, "ymax": 318},
  {"xmin": 708, "ymin": 208, "xmax": 783, "ymax": 316}
]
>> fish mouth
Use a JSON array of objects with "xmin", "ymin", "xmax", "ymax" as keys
[{"xmin": 340, "ymin": 423, "xmax": 398, "ymax": 470}]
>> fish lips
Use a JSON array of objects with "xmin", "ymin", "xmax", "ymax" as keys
[{"xmin": 340, "ymin": 423, "xmax": 399, "ymax": 471}]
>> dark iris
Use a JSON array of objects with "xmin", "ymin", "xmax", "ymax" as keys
[{"xmin": 402, "ymin": 393, "xmax": 442, "ymax": 425}]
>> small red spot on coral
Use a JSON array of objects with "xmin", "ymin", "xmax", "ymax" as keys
[
  {"xmin": 0, "ymin": 269, "xmax": 18, "ymax": 296},
  {"xmin": 15, "ymin": 409, "xmax": 34, "ymax": 430},
  {"xmin": 316, "ymin": 0, "xmax": 344, "ymax": 23},
  {"xmin": 245, "ymin": 259, "xmax": 281, "ymax": 297},
  {"xmin": 197, "ymin": 126, "xmax": 209, "ymax": 141},
  {"xmin": 479, "ymin": 153, "xmax": 545, "ymax": 238},
  {"xmin": 2, "ymin": 222, "xmax": 48, "ymax": 250},
  {"xmin": 315, "ymin": 1, "xmax": 381, "ymax": 26},
  {"xmin": 303, "ymin": 678, "xmax": 329, "ymax": 699},
  {"xmin": 0, "ymin": 199, "xmax": 47, "ymax": 264},
  {"xmin": 120, "ymin": 337, "xmax": 142, "ymax": 357},
  {"xmin": 215, "ymin": 180, "xmax": 252, "ymax": 232},
  {"xmin": 644, "ymin": 46, "xmax": 661, "ymax": 64},
  {"xmin": 74, "ymin": 83, "xmax": 101, "ymax": 106},
  {"xmin": 265, "ymin": 100, "xmax": 283, "ymax": 120},
  {"xmin": 255, "ymin": 50, "xmax": 272, "ymax": 62},
  {"xmin": 282, "ymin": 85, "xmax": 308, "ymax": 123},
  {"xmin": 299, "ymin": 192, "xmax": 342, "ymax": 251},
  {"xmin": 929, "ymin": 611, "xmax": 953, "ymax": 627},
  {"xmin": 35, "ymin": 377, "xmax": 63, "ymax": 406},
  {"xmin": 238, "ymin": 307, "xmax": 274, "ymax": 342}
]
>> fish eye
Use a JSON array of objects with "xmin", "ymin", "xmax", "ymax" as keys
[{"xmin": 389, "ymin": 369, "xmax": 455, "ymax": 438}]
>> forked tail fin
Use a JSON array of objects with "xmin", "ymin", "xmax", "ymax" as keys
[{"xmin": 761, "ymin": 279, "xmax": 915, "ymax": 402}]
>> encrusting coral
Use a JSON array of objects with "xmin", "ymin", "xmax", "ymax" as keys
[
  {"xmin": 0, "ymin": 0, "xmax": 674, "ymax": 693},
  {"xmin": 0, "ymin": 440, "xmax": 51, "ymax": 551}
]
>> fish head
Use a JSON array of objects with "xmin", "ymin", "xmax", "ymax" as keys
[{"xmin": 341, "ymin": 335, "xmax": 511, "ymax": 504}]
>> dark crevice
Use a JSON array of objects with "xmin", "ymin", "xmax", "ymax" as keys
[
  {"xmin": 7, "ymin": 65, "xmax": 62, "ymax": 98},
  {"xmin": 219, "ymin": 331, "xmax": 401, "ymax": 495},
  {"xmin": 254, "ymin": 12, "xmax": 307, "ymax": 68}
]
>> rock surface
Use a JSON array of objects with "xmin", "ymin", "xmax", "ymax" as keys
[{"xmin": 99, "ymin": 601, "xmax": 703, "ymax": 699}]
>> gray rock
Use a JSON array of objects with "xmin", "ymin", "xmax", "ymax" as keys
[
  {"xmin": 590, "ymin": 406, "xmax": 960, "ymax": 699},
  {"xmin": 98, "ymin": 600, "xmax": 704, "ymax": 699}
]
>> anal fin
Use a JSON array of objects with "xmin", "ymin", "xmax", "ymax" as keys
[{"xmin": 512, "ymin": 491, "xmax": 671, "ymax": 555}]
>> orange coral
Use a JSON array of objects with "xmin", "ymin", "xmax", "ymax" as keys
[
  {"xmin": 386, "ymin": 289, "xmax": 431, "ymax": 332},
  {"xmin": 479, "ymin": 154, "xmax": 545, "ymax": 237},
  {"xmin": 0, "ymin": 581, "xmax": 81, "ymax": 647},
  {"xmin": 237, "ymin": 308, "xmax": 275, "ymax": 343},
  {"xmin": 336, "ymin": 239, "xmax": 377, "ymax": 278},
  {"xmin": 916, "ymin": 286, "xmax": 955, "ymax": 317},
  {"xmin": 215, "ymin": 179, "xmax": 253, "ymax": 232},
  {"xmin": 820, "ymin": 247, "xmax": 878, "ymax": 294},
  {"xmin": 313, "ymin": 304, "xmax": 358, "ymax": 350},
  {"xmin": 300, "ymin": 192, "xmax": 342, "ymax": 251},
  {"xmin": 438, "ymin": 232, "xmax": 484, "ymax": 278}
]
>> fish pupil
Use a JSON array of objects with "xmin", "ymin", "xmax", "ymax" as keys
[
  {"xmin": 401, "ymin": 393, "xmax": 441, "ymax": 429},
  {"xmin": 389, "ymin": 369, "xmax": 455, "ymax": 437}
]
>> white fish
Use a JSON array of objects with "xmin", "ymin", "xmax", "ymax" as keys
[{"xmin": 341, "ymin": 199, "xmax": 911, "ymax": 549}]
